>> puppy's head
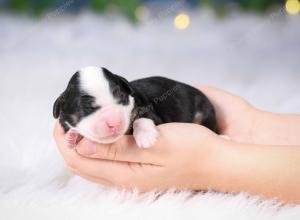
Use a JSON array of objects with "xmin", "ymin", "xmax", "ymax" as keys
[{"xmin": 53, "ymin": 66, "xmax": 135, "ymax": 143}]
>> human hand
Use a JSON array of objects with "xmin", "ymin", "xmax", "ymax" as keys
[
  {"xmin": 200, "ymin": 85, "xmax": 300, "ymax": 146},
  {"xmin": 53, "ymin": 121, "xmax": 224, "ymax": 191},
  {"xmin": 199, "ymin": 85, "xmax": 259, "ymax": 144}
]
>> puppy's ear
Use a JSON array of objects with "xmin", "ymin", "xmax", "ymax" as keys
[
  {"xmin": 117, "ymin": 75, "xmax": 134, "ymax": 95},
  {"xmin": 102, "ymin": 67, "xmax": 134, "ymax": 95},
  {"xmin": 53, "ymin": 93, "xmax": 64, "ymax": 118}
]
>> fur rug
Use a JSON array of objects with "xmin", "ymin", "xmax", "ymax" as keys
[{"xmin": 0, "ymin": 10, "xmax": 300, "ymax": 219}]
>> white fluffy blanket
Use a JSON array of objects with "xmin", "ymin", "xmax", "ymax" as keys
[{"xmin": 0, "ymin": 11, "xmax": 300, "ymax": 219}]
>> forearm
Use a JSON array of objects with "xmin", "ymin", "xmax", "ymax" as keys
[
  {"xmin": 251, "ymin": 109, "xmax": 300, "ymax": 145},
  {"xmin": 205, "ymin": 139, "xmax": 300, "ymax": 203}
]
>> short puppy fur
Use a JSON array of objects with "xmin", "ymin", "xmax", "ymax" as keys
[{"xmin": 53, "ymin": 66, "xmax": 218, "ymax": 148}]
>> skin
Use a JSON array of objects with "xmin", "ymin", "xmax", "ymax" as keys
[{"xmin": 53, "ymin": 85, "xmax": 300, "ymax": 203}]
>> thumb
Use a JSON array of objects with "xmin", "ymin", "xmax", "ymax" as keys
[{"xmin": 76, "ymin": 136, "xmax": 159, "ymax": 165}]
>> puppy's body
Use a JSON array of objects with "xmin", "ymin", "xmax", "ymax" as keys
[
  {"xmin": 129, "ymin": 77, "xmax": 217, "ymax": 132},
  {"xmin": 53, "ymin": 67, "xmax": 218, "ymax": 148}
]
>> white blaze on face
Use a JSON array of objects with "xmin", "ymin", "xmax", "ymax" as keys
[
  {"xmin": 74, "ymin": 66, "xmax": 135, "ymax": 144},
  {"xmin": 79, "ymin": 66, "xmax": 116, "ymax": 106}
]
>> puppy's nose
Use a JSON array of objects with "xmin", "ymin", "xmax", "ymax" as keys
[{"xmin": 106, "ymin": 121, "xmax": 120, "ymax": 132}]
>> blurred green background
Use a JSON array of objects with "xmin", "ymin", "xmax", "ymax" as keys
[{"xmin": 0, "ymin": 0, "xmax": 286, "ymax": 21}]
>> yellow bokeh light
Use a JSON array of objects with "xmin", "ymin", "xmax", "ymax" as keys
[
  {"xmin": 285, "ymin": 0, "xmax": 300, "ymax": 15},
  {"xmin": 174, "ymin": 13, "xmax": 190, "ymax": 30}
]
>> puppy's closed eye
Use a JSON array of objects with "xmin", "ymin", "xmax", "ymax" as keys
[
  {"xmin": 80, "ymin": 95, "xmax": 100, "ymax": 114},
  {"xmin": 80, "ymin": 94, "xmax": 93, "ymax": 101}
]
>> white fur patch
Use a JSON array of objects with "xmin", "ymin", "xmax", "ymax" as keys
[
  {"xmin": 79, "ymin": 66, "xmax": 116, "ymax": 107},
  {"xmin": 75, "ymin": 66, "xmax": 135, "ymax": 143},
  {"xmin": 133, "ymin": 118, "xmax": 159, "ymax": 148},
  {"xmin": 193, "ymin": 112, "xmax": 203, "ymax": 124}
]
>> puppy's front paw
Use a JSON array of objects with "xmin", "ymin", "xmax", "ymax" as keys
[{"xmin": 133, "ymin": 118, "xmax": 159, "ymax": 148}]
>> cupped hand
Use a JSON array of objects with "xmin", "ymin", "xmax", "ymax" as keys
[
  {"xmin": 199, "ymin": 85, "xmax": 258, "ymax": 144},
  {"xmin": 54, "ymin": 121, "xmax": 223, "ymax": 191}
]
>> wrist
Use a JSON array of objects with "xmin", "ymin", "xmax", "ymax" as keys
[
  {"xmin": 250, "ymin": 108, "xmax": 295, "ymax": 145},
  {"xmin": 225, "ymin": 103, "xmax": 261, "ymax": 144},
  {"xmin": 247, "ymin": 107, "xmax": 264, "ymax": 142},
  {"xmin": 194, "ymin": 135, "xmax": 230, "ymax": 190},
  {"xmin": 198, "ymin": 139, "xmax": 246, "ymax": 192},
  {"xmin": 241, "ymin": 107, "xmax": 276, "ymax": 145}
]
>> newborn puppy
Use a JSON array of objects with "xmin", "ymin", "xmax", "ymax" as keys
[{"xmin": 53, "ymin": 66, "xmax": 218, "ymax": 148}]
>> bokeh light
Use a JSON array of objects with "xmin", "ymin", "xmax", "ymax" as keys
[
  {"xmin": 285, "ymin": 0, "xmax": 300, "ymax": 15},
  {"xmin": 174, "ymin": 13, "xmax": 190, "ymax": 30}
]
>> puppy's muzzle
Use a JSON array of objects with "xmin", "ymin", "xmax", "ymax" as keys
[{"xmin": 90, "ymin": 105, "xmax": 126, "ymax": 139}]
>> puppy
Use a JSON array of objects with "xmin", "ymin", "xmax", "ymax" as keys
[{"xmin": 53, "ymin": 66, "xmax": 218, "ymax": 148}]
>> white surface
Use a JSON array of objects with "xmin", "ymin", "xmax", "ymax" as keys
[{"xmin": 0, "ymin": 10, "xmax": 300, "ymax": 219}]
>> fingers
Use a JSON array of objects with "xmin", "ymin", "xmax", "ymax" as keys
[
  {"xmin": 198, "ymin": 85, "xmax": 249, "ymax": 108},
  {"xmin": 54, "ymin": 119, "xmax": 161, "ymax": 166},
  {"xmin": 53, "ymin": 121, "xmax": 80, "ymax": 167},
  {"xmin": 53, "ymin": 121, "xmax": 153, "ymax": 188},
  {"xmin": 70, "ymin": 156, "xmax": 161, "ymax": 191},
  {"xmin": 72, "ymin": 171, "xmax": 115, "ymax": 187},
  {"xmin": 197, "ymin": 85, "xmax": 226, "ymax": 109},
  {"xmin": 53, "ymin": 120, "xmax": 157, "ymax": 165},
  {"xmin": 198, "ymin": 85, "xmax": 235, "ymax": 102},
  {"xmin": 76, "ymin": 136, "xmax": 160, "ymax": 165},
  {"xmin": 68, "ymin": 153, "xmax": 139, "ymax": 187},
  {"xmin": 53, "ymin": 120, "xmax": 65, "ymax": 138},
  {"xmin": 53, "ymin": 121, "xmax": 67, "ymax": 154}
]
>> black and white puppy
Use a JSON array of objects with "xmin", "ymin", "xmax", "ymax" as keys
[{"xmin": 53, "ymin": 66, "xmax": 218, "ymax": 148}]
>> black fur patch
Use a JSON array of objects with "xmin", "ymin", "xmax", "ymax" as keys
[
  {"xmin": 129, "ymin": 76, "xmax": 218, "ymax": 133},
  {"xmin": 53, "ymin": 68, "xmax": 218, "ymax": 134},
  {"xmin": 53, "ymin": 71, "xmax": 100, "ymax": 131},
  {"xmin": 102, "ymin": 67, "xmax": 133, "ymax": 106}
]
